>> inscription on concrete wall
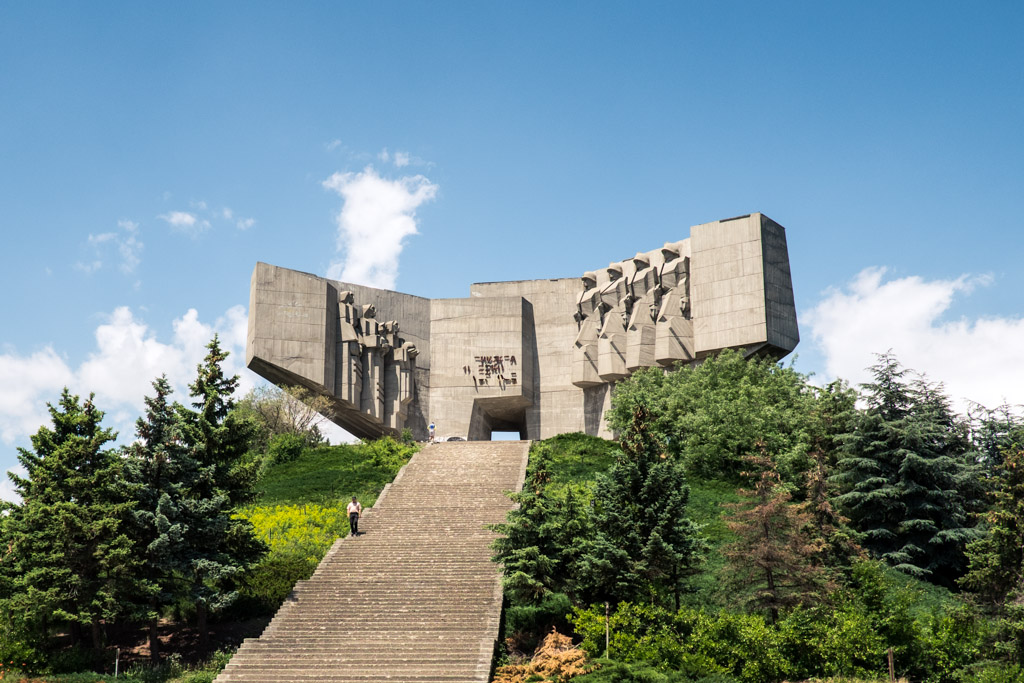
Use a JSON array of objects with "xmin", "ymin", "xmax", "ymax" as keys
[{"xmin": 463, "ymin": 354, "xmax": 519, "ymax": 387}]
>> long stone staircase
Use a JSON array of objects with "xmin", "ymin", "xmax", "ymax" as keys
[{"xmin": 216, "ymin": 440, "xmax": 530, "ymax": 683}]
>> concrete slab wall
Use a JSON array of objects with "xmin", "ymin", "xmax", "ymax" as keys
[
  {"xmin": 471, "ymin": 278, "xmax": 590, "ymax": 439},
  {"xmin": 428, "ymin": 296, "xmax": 533, "ymax": 440},
  {"xmin": 246, "ymin": 213, "xmax": 799, "ymax": 443}
]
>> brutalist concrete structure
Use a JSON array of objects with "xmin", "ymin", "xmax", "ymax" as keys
[{"xmin": 246, "ymin": 213, "xmax": 799, "ymax": 441}]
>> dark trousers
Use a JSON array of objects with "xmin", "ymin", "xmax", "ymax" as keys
[{"xmin": 349, "ymin": 512, "xmax": 359, "ymax": 535}]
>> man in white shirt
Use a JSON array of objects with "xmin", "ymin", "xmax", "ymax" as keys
[{"xmin": 347, "ymin": 496, "xmax": 363, "ymax": 536}]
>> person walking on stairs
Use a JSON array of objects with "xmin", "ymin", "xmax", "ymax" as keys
[{"xmin": 347, "ymin": 496, "xmax": 363, "ymax": 536}]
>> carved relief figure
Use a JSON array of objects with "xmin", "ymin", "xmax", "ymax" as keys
[
  {"xmin": 625, "ymin": 252, "xmax": 658, "ymax": 372},
  {"xmin": 334, "ymin": 290, "xmax": 418, "ymax": 432},
  {"xmin": 597, "ymin": 262, "xmax": 629, "ymax": 381},
  {"xmin": 655, "ymin": 240, "xmax": 695, "ymax": 365},
  {"xmin": 572, "ymin": 271, "xmax": 602, "ymax": 387}
]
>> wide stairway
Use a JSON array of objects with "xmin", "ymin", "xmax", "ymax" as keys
[{"xmin": 216, "ymin": 440, "xmax": 530, "ymax": 683}]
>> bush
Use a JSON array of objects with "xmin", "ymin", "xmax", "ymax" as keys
[
  {"xmin": 267, "ymin": 431, "xmax": 307, "ymax": 464},
  {"xmin": 571, "ymin": 660, "xmax": 737, "ymax": 683},
  {"xmin": 960, "ymin": 662, "xmax": 1024, "ymax": 683},
  {"xmin": 0, "ymin": 611, "xmax": 47, "ymax": 675},
  {"xmin": 571, "ymin": 603, "xmax": 784, "ymax": 683},
  {"xmin": 505, "ymin": 592, "xmax": 574, "ymax": 653},
  {"xmin": 239, "ymin": 552, "xmax": 318, "ymax": 613},
  {"xmin": 357, "ymin": 435, "xmax": 416, "ymax": 471},
  {"xmin": 778, "ymin": 604, "xmax": 883, "ymax": 679}
]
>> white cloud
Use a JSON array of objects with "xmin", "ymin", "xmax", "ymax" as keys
[
  {"xmin": 377, "ymin": 148, "xmax": 415, "ymax": 168},
  {"xmin": 0, "ymin": 346, "xmax": 74, "ymax": 446},
  {"xmin": 79, "ymin": 220, "xmax": 144, "ymax": 275},
  {"xmin": 322, "ymin": 165, "xmax": 438, "ymax": 289},
  {"xmin": 236, "ymin": 217, "xmax": 255, "ymax": 230},
  {"xmin": 222, "ymin": 207, "xmax": 234, "ymax": 220},
  {"xmin": 88, "ymin": 232, "xmax": 117, "ymax": 245},
  {"xmin": 159, "ymin": 211, "xmax": 196, "ymax": 227},
  {"xmin": 116, "ymin": 220, "xmax": 142, "ymax": 273},
  {"xmin": 804, "ymin": 267, "xmax": 1024, "ymax": 412},
  {"xmin": 326, "ymin": 139, "xmax": 343, "ymax": 152},
  {"xmin": 75, "ymin": 259, "xmax": 103, "ymax": 274},
  {"xmin": 159, "ymin": 211, "xmax": 210, "ymax": 236}
]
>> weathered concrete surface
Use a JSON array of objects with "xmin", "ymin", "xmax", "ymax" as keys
[{"xmin": 246, "ymin": 212, "xmax": 799, "ymax": 441}]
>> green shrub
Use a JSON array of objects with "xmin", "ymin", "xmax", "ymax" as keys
[
  {"xmin": 0, "ymin": 611, "xmax": 47, "ymax": 675},
  {"xmin": 572, "ymin": 660, "xmax": 738, "ymax": 683},
  {"xmin": 778, "ymin": 604, "xmax": 883, "ymax": 679},
  {"xmin": 919, "ymin": 604, "xmax": 987, "ymax": 683},
  {"xmin": 239, "ymin": 552, "xmax": 318, "ymax": 613},
  {"xmin": 571, "ymin": 603, "xmax": 785, "ymax": 683},
  {"xmin": 357, "ymin": 435, "xmax": 416, "ymax": 471},
  {"xmin": 505, "ymin": 592, "xmax": 573, "ymax": 652},
  {"xmin": 960, "ymin": 661, "xmax": 1024, "ymax": 683},
  {"xmin": 267, "ymin": 432, "xmax": 307, "ymax": 464}
]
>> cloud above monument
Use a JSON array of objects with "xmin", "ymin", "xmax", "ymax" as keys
[
  {"xmin": 75, "ymin": 220, "xmax": 143, "ymax": 276},
  {"xmin": 323, "ymin": 165, "xmax": 439, "ymax": 290},
  {"xmin": 159, "ymin": 210, "xmax": 210, "ymax": 236},
  {"xmin": 804, "ymin": 267, "xmax": 1024, "ymax": 411}
]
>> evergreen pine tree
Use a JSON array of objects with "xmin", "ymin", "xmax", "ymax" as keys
[
  {"xmin": 578, "ymin": 402, "xmax": 705, "ymax": 609},
  {"xmin": 961, "ymin": 445, "xmax": 1024, "ymax": 661},
  {"xmin": 124, "ymin": 375, "xmax": 196, "ymax": 662},
  {"xmin": 723, "ymin": 448, "xmax": 832, "ymax": 623},
  {"xmin": 491, "ymin": 447, "xmax": 591, "ymax": 605},
  {"xmin": 835, "ymin": 353, "xmax": 981, "ymax": 586},
  {"xmin": 176, "ymin": 337, "xmax": 265, "ymax": 650},
  {"xmin": 3, "ymin": 389, "xmax": 137, "ymax": 651}
]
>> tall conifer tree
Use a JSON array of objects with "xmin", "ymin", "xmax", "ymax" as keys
[
  {"xmin": 4, "ymin": 390, "xmax": 136, "ymax": 651},
  {"xmin": 579, "ymin": 402, "xmax": 705, "ymax": 609},
  {"xmin": 961, "ymin": 445, "xmax": 1024, "ymax": 659},
  {"xmin": 176, "ymin": 337, "xmax": 265, "ymax": 649},
  {"xmin": 723, "ymin": 449, "xmax": 832, "ymax": 623},
  {"xmin": 491, "ymin": 447, "xmax": 591, "ymax": 605},
  {"xmin": 125, "ymin": 375, "xmax": 196, "ymax": 661},
  {"xmin": 835, "ymin": 353, "xmax": 980, "ymax": 585}
]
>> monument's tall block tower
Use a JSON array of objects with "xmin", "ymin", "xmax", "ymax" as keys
[{"xmin": 247, "ymin": 212, "xmax": 798, "ymax": 441}]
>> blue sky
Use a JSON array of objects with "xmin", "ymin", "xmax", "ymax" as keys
[{"xmin": 2, "ymin": 2, "xmax": 1023, "ymax": 495}]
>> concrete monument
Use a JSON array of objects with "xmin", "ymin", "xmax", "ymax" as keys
[{"xmin": 246, "ymin": 212, "xmax": 799, "ymax": 441}]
